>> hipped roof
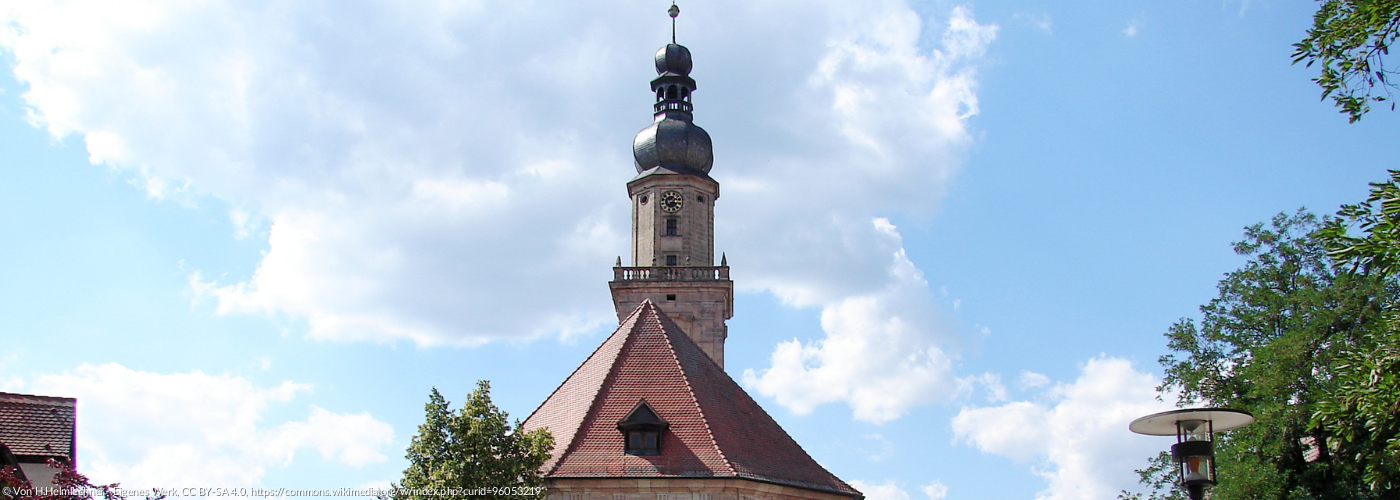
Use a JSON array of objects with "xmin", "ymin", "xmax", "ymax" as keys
[{"xmin": 522, "ymin": 301, "xmax": 860, "ymax": 498}]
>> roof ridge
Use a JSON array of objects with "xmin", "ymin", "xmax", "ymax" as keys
[
  {"xmin": 547, "ymin": 313, "xmax": 643, "ymax": 475},
  {"xmin": 520, "ymin": 304, "xmax": 643, "ymax": 425},
  {"xmin": 653, "ymin": 309, "xmax": 860, "ymax": 497},
  {"xmin": 0, "ymin": 392, "xmax": 75, "ymax": 405},
  {"xmin": 696, "ymin": 354, "xmax": 861, "ymax": 495},
  {"xmin": 524, "ymin": 303, "xmax": 648, "ymax": 475},
  {"xmin": 653, "ymin": 305, "xmax": 736, "ymax": 475}
]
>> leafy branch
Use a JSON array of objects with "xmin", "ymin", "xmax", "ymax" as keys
[{"xmin": 1293, "ymin": 0, "xmax": 1400, "ymax": 122}]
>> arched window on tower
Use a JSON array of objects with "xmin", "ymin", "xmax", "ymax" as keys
[{"xmin": 618, "ymin": 400, "xmax": 667, "ymax": 456}]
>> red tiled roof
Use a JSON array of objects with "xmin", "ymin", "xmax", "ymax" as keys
[
  {"xmin": 522, "ymin": 301, "xmax": 861, "ymax": 498},
  {"xmin": 0, "ymin": 392, "xmax": 75, "ymax": 459}
]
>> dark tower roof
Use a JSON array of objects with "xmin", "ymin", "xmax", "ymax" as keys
[
  {"xmin": 655, "ymin": 43, "xmax": 693, "ymax": 76},
  {"xmin": 632, "ymin": 40, "xmax": 714, "ymax": 177},
  {"xmin": 520, "ymin": 301, "xmax": 862, "ymax": 498}
]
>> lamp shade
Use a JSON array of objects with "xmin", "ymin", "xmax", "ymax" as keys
[{"xmin": 1129, "ymin": 408, "xmax": 1254, "ymax": 436}]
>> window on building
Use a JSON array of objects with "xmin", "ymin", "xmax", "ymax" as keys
[
  {"xmin": 618, "ymin": 400, "xmax": 667, "ymax": 456},
  {"xmin": 666, "ymin": 294, "xmax": 676, "ymax": 301},
  {"xmin": 665, "ymin": 218, "xmax": 678, "ymax": 236},
  {"xmin": 666, "ymin": 255, "xmax": 678, "ymax": 266}
]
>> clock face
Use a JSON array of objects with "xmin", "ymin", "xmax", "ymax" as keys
[{"xmin": 660, "ymin": 190, "xmax": 684, "ymax": 213}]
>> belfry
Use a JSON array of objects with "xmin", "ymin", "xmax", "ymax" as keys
[
  {"xmin": 521, "ymin": 6, "xmax": 862, "ymax": 500},
  {"xmin": 606, "ymin": 13, "xmax": 733, "ymax": 367}
]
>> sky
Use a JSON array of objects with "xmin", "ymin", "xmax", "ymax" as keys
[{"xmin": 0, "ymin": 0, "xmax": 1396, "ymax": 499}]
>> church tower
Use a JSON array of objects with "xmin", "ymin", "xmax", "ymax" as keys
[
  {"xmin": 609, "ymin": 6, "xmax": 734, "ymax": 368},
  {"xmin": 521, "ymin": 9, "xmax": 862, "ymax": 500}
]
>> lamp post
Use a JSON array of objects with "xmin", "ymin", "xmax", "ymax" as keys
[{"xmin": 1129, "ymin": 408, "xmax": 1254, "ymax": 500}]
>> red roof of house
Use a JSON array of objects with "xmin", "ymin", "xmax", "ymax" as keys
[
  {"xmin": 522, "ymin": 301, "xmax": 861, "ymax": 498},
  {"xmin": 0, "ymin": 392, "xmax": 76, "ymax": 459}
]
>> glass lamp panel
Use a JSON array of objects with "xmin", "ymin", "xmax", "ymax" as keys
[
  {"xmin": 1180, "ymin": 420, "xmax": 1210, "ymax": 442},
  {"xmin": 1181, "ymin": 455, "xmax": 1213, "ymax": 482}
]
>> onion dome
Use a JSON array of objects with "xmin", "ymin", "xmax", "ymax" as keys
[
  {"xmin": 632, "ymin": 116, "xmax": 712, "ymax": 175},
  {"xmin": 633, "ymin": 43, "xmax": 712, "ymax": 175},
  {"xmin": 655, "ymin": 44, "xmax": 692, "ymax": 76}
]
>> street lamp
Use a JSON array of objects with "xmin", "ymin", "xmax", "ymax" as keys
[{"xmin": 1129, "ymin": 408, "xmax": 1254, "ymax": 500}]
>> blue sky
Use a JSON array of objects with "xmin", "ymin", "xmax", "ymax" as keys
[{"xmin": 1, "ymin": 0, "xmax": 1395, "ymax": 498}]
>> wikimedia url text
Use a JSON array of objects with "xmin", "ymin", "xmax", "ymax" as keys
[{"xmin": 0, "ymin": 486, "xmax": 547, "ymax": 498}]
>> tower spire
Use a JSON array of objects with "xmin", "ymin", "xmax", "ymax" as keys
[
  {"xmin": 611, "ymin": 24, "xmax": 732, "ymax": 368},
  {"xmin": 669, "ymin": 3, "xmax": 678, "ymax": 44}
]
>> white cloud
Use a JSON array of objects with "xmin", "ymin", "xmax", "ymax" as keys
[
  {"xmin": 970, "ymin": 372, "xmax": 1008, "ymax": 403},
  {"xmin": 863, "ymin": 433, "xmax": 895, "ymax": 461},
  {"xmin": 850, "ymin": 480, "xmax": 912, "ymax": 500},
  {"xmin": 921, "ymin": 481, "xmax": 949, "ymax": 500},
  {"xmin": 0, "ymin": 376, "xmax": 22, "ymax": 392},
  {"xmin": 951, "ymin": 356, "xmax": 1173, "ymax": 500},
  {"xmin": 1019, "ymin": 370, "xmax": 1050, "ymax": 389},
  {"xmin": 736, "ymin": 5, "xmax": 995, "ymax": 423},
  {"xmin": 1, "ymin": 0, "xmax": 993, "ymax": 353},
  {"xmin": 743, "ymin": 219, "xmax": 960, "ymax": 423},
  {"xmin": 1229, "ymin": 0, "xmax": 1257, "ymax": 17},
  {"xmin": 268, "ymin": 406, "xmax": 392, "ymax": 467},
  {"xmin": 848, "ymin": 480, "xmax": 949, "ymax": 500},
  {"xmin": 953, "ymin": 401, "xmax": 1050, "ymax": 463},
  {"xmin": 32, "ymin": 363, "xmax": 393, "ymax": 487},
  {"xmin": 1013, "ymin": 12, "xmax": 1054, "ymax": 34},
  {"xmin": 0, "ymin": 355, "xmax": 23, "ymax": 391},
  {"xmin": 1123, "ymin": 19, "xmax": 1141, "ymax": 37}
]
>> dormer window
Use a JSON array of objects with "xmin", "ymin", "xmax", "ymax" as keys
[{"xmin": 618, "ymin": 400, "xmax": 668, "ymax": 456}]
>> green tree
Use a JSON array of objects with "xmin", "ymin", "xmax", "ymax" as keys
[
  {"xmin": 1313, "ymin": 170, "xmax": 1400, "ymax": 491},
  {"xmin": 1292, "ymin": 0, "xmax": 1400, "ymax": 122},
  {"xmin": 1123, "ymin": 211, "xmax": 1396, "ymax": 499},
  {"xmin": 1319, "ymin": 170, "xmax": 1400, "ymax": 276},
  {"xmin": 1, "ymin": 458, "xmax": 144, "ymax": 500},
  {"xmin": 393, "ymin": 381, "xmax": 554, "ymax": 500}
]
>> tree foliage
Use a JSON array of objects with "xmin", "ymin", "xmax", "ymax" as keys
[
  {"xmin": 1124, "ymin": 211, "xmax": 1397, "ymax": 499},
  {"xmin": 1293, "ymin": 0, "xmax": 1400, "ymax": 122},
  {"xmin": 393, "ymin": 381, "xmax": 554, "ymax": 500},
  {"xmin": 1319, "ymin": 170, "xmax": 1400, "ymax": 276},
  {"xmin": 1313, "ymin": 170, "xmax": 1400, "ymax": 491},
  {"xmin": 1118, "ymin": 452, "xmax": 1185, "ymax": 500},
  {"xmin": 0, "ymin": 459, "xmax": 135, "ymax": 500}
]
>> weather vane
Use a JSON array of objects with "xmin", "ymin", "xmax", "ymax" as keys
[{"xmin": 669, "ymin": 2, "xmax": 679, "ymax": 44}]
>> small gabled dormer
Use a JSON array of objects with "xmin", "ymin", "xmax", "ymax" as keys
[{"xmin": 617, "ymin": 400, "xmax": 668, "ymax": 456}]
